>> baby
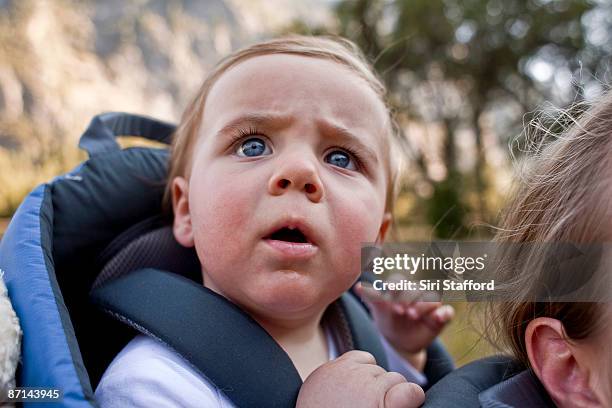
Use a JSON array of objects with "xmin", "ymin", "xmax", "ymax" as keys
[{"xmin": 95, "ymin": 35, "xmax": 452, "ymax": 407}]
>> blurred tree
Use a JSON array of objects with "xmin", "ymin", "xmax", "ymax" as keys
[{"xmin": 288, "ymin": 0, "xmax": 609, "ymax": 237}]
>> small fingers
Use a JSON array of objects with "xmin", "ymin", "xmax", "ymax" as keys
[
  {"xmin": 356, "ymin": 282, "xmax": 420, "ymax": 316},
  {"xmin": 417, "ymin": 304, "xmax": 455, "ymax": 332},
  {"xmin": 376, "ymin": 371, "xmax": 407, "ymax": 386},
  {"xmin": 355, "ymin": 282, "xmax": 392, "ymax": 306},
  {"xmin": 403, "ymin": 301, "xmax": 441, "ymax": 319},
  {"xmin": 422, "ymin": 304, "xmax": 454, "ymax": 326},
  {"xmin": 337, "ymin": 350, "xmax": 377, "ymax": 365},
  {"xmin": 383, "ymin": 382, "xmax": 425, "ymax": 408},
  {"xmin": 432, "ymin": 304, "xmax": 455, "ymax": 324}
]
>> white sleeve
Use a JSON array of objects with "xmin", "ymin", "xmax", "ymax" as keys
[{"xmin": 95, "ymin": 335, "xmax": 231, "ymax": 408}]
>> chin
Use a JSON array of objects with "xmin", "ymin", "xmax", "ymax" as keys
[{"xmin": 246, "ymin": 277, "xmax": 330, "ymax": 317}]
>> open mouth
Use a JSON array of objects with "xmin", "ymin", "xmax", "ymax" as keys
[
  {"xmin": 263, "ymin": 222, "xmax": 318, "ymax": 258},
  {"xmin": 267, "ymin": 227, "xmax": 310, "ymax": 244}
]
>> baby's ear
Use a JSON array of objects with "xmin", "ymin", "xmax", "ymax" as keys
[
  {"xmin": 171, "ymin": 177, "xmax": 195, "ymax": 248},
  {"xmin": 375, "ymin": 212, "xmax": 392, "ymax": 243},
  {"xmin": 525, "ymin": 317, "xmax": 601, "ymax": 408}
]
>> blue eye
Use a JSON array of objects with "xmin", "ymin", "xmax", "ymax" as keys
[
  {"xmin": 237, "ymin": 137, "xmax": 271, "ymax": 157},
  {"xmin": 325, "ymin": 150, "xmax": 356, "ymax": 170}
]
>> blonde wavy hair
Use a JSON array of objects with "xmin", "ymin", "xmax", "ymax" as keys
[{"xmin": 486, "ymin": 91, "xmax": 612, "ymax": 366}]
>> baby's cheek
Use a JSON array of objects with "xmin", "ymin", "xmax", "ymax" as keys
[
  {"xmin": 331, "ymin": 191, "xmax": 385, "ymax": 274},
  {"xmin": 190, "ymin": 179, "xmax": 255, "ymax": 268},
  {"xmin": 334, "ymin": 187, "xmax": 385, "ymax": 241}
]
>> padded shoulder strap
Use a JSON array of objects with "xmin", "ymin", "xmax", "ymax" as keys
[
  {"xmin": 337, "ymin": 292, "xmax": 389, "ymax": 370},
  {"xmin": 478, "ymin": 369, "xmax": 555, "ymax": 407},
  {"xmin": 423, "ymin": 355, "xmax": 523, "ymax": 407},
  {"xmin": 90, "ymin": 268, "xmax": 302, "ymax": 408},
  {"xmin": 422, "ymin": 338, "xmax": 454, "ymax": 388}
]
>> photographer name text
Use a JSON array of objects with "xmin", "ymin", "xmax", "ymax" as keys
[{"xmin": 372, "ymin": 279, "xmax": 496, "ymax": 291}]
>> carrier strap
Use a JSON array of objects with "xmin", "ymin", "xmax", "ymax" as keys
[
  {"xmin": 79, "ymin": 112, "xmax": 176, "ymax": 157},
  {"xmin": 90, "ymin": 268, "xmax": 389, "ymax": 407},
  {"xmin": 423, "ymin": 355, "xmax": 555, "ymax": 407},
  {"xmin": 336, "ymin": 290, "xmax": 389, "ymax": 369}
]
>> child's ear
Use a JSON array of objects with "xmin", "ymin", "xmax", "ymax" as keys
[
  {"xmin": 172, "ymin": 177, "xmax": 195, "ymax": 248},
  {"xmin": 525, "ymin": 317, "xmax": 601, "ymax": 408},
  {"xmin": 375, "ymin": 212, "xmax": 392, "ymax": 243}
]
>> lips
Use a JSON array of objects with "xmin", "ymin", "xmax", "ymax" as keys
[
  {"xmin": 267, "ymin": 226, "xmax": 309, "ymax": 243},
  {"xmin": 263, "ymin": 219, "xmax": 319, "ymax": 259},
  {"xmin": 263, "ymin": 219, "xmax": 318, "ymax": 246}
]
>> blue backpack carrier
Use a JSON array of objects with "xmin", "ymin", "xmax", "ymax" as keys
[{"xmin": 0, "ymin": 113, "xmax": 454, "ymax": 408}]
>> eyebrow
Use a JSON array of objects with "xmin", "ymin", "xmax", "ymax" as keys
[
  {"xmin": 317, "ymin": 120, "xmax": 380, "ymax": 166},
  {"xmin": 216, "ymin": 112, "xmax": 295, "ymax": 137},
  {"xmin": 215, "ymin": 112, "xmax": 380, "ymax": 165}
]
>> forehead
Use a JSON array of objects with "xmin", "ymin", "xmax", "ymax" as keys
[{"xmin": 202, "ymin": 54, "xmax": 389, "ymax": 144}]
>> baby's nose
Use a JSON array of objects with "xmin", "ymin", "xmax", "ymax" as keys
[{"xmin": 268, "ymin": 155, "xmax": 324, "ymax": 203}]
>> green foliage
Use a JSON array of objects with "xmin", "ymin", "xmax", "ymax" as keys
[
  {"xmin": 291, "ymin": 0, "xmax": 607, "ymax": 235},
  {"xmin": 426, "ymin": 171, "xmax": 469, "ymax": 239},
  {"xmin": 336, "ymin": 0, "xmax": 595, "ymax": 92}
]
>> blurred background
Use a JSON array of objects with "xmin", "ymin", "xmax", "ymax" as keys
[{"xmin": 1, "ymin": 0, "xmax": 611, "ymax": 365}]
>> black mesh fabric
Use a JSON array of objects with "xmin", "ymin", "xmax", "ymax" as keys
[
  {"xmin": 82, "ymin": 221, "xmax": 201, "ymax": 387},
  {"xmin": 94, "ymin": 225, "xmax": 201, "ymax": 288}
]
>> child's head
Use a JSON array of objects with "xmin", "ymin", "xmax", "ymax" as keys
[
  {"xmin": 489, "ymin": 92, "xmax": 612, "ymax": 406},
  {"xmin": 165, "ymin": 35, "xmax": 400, "ymax": 324},
  {"xmin": 163, "ymin": 36, "xmax": 401, "ymax": 215}
]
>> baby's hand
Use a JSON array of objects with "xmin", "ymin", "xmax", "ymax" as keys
[
  {"xmin": 354, "ymin": 281, "xmax": 454, "ymax": 371},
  {"xmin": 296, "ymin": 350, "xmax": 424, "ymax": 408}
]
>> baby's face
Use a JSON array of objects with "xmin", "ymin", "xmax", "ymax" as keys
[{"xmin": 173, "ymin": 54, "xmax": 390, "ymax": 323}]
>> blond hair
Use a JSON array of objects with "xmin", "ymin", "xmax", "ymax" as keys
[
  {"xmin": 162, "ymin": 35, "xmax": 401, "ymax": 217},
  {"xmin": 487, "ymin": 92, "xmax": 612, "ymax": 366}
]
